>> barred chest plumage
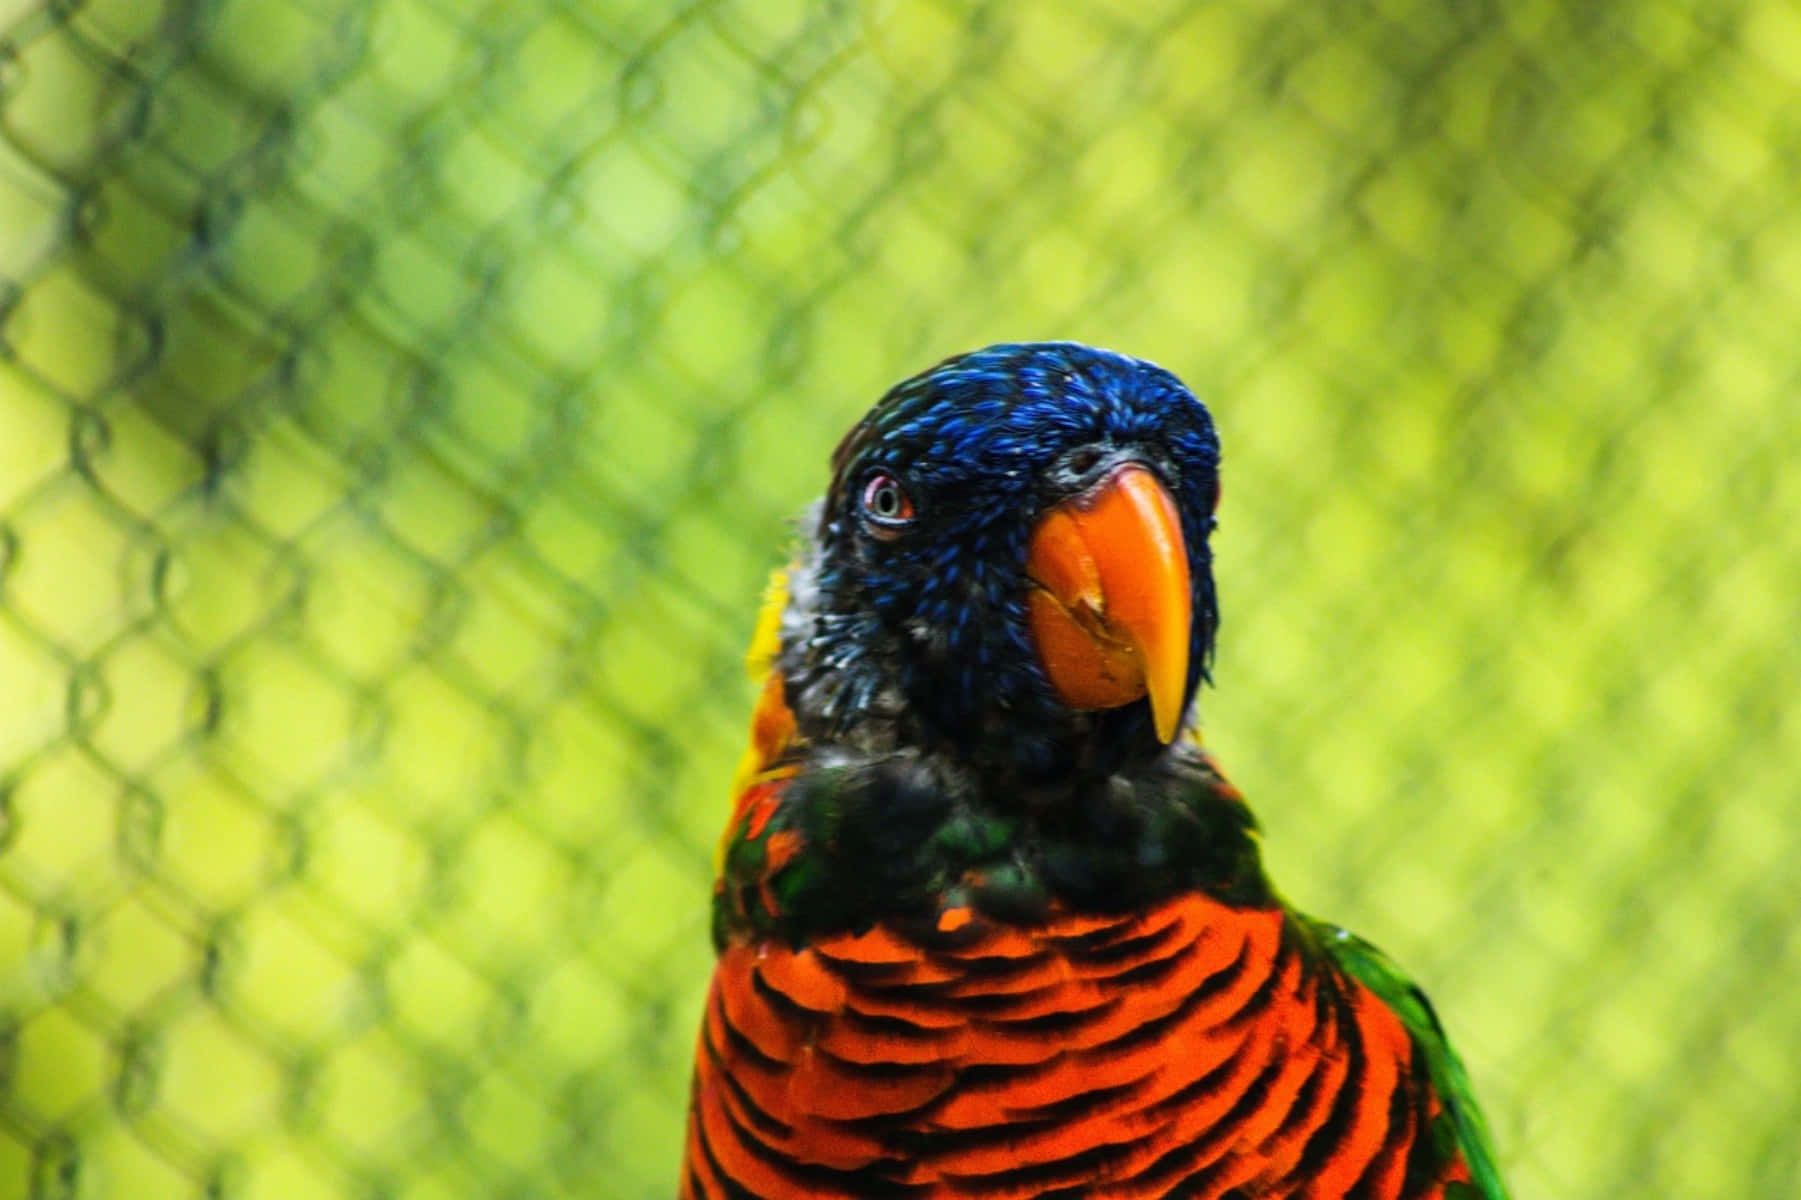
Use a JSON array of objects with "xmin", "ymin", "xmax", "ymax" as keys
[{"xmin": 684, "ymin": 894, "xmax": 1476, "ymax": 1199}]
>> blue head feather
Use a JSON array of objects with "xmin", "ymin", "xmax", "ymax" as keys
[{"xmin": 781, "ymin": 342, "xmax": 1221, "ymax": 783}]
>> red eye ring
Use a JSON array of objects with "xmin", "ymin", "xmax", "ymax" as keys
[{"xmin": 859, "ymin": 472, "xmax": 916, "ymax": 531}]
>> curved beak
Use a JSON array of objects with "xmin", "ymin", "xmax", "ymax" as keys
[{"xmin": 1025, "ymin": 462, "xmax": 1192, "ymax": 743}]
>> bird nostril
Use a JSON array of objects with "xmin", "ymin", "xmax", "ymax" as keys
[{"xmin": 1066, "ymin": 447, "xmax": 1104, "ymax": 477}]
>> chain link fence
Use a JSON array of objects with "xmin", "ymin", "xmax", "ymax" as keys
[{"xmin": 2, "ymin": 1, "xmax": 1798, "ymax": 1196}]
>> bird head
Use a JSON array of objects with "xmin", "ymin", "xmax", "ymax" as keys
[{"xmin": 780, "ymin": 342, "xmax": 1221, "ymax": 783}]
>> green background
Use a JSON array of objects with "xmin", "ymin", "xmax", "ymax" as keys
[{"xmin": 2, "ymin": 1, "xmax": 1798, "ymax": 1196}]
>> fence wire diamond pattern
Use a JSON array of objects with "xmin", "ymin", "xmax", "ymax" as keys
[{"xmin": 2, "ymin": 2, "xmax": 1799, "ymax": 1197}]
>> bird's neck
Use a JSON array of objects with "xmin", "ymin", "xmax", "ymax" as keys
[{"xmin": 713, "ymin": 723, "xmax": 1276, "ymax": 949}]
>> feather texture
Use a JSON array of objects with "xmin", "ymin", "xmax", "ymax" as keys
[{"xmin": 688, "ymin": 888, "xmax": 1488, "ymax": 1198}]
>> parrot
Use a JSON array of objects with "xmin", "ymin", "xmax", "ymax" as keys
[{"xmin": 681, "ymin": 343, "xmax": 1508, "ymax": 1199}]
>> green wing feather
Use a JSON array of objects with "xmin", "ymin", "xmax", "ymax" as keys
[{"xmin": 1310, "ymin": 920, "xmax": 1511, "ymax": 1200}]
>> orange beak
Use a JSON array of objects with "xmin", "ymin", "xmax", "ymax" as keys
[{"xmin": 1025, "ymin": 462, "xmax": 1192, "ymax": 743}]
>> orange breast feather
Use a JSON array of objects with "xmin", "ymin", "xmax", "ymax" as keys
[{"xmin": 683, "ymin": 895, "xmax": 1473, "ymax": 1199}]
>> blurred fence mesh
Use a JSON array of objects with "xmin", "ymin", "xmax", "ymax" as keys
[{"xmin": 1, "ymin": 1, "xmax": 1798, "ymax": 1196}]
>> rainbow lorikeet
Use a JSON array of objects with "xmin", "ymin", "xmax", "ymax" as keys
[{"xmin": 682, "ymin": 343, "xmax": 1507, "ymax": 1199}]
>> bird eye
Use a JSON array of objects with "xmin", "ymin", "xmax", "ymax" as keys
[{"xmin": 859, "ymin": 472, "xmax": 916, "ymax": 532}]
